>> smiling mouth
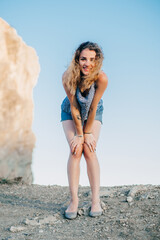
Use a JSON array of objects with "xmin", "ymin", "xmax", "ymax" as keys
[{"xmin": 83, "ymin": 66, "xmax": 90, "ymax": 71}]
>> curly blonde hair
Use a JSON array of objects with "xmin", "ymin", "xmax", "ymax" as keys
[{"xmin": 63, "ymin": 41, "xmax": 104, "ymax": 95}]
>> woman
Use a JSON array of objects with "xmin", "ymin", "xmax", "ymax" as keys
[{"xmin": 61, "ymin": 41, "xmax": 108, "ymax": 219}]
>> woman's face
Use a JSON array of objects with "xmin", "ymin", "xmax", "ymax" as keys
[{"xmin": 79, "ymin": 48, "xmax": 96, "ymax": 75}]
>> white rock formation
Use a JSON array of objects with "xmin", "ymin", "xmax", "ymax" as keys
[{"xmin": 0, "ymin": 18, "xmax": 40, "ymax": 184}]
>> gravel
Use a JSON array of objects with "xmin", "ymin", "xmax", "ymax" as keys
[{"xmin": 0, "ymin": 183, "xmax": 160, "ymax": 240}]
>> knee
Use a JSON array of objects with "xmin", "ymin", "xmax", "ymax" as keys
[
  {"xmin": 83, "ymin": 143, "xmax": 95, "ymax": 160},
  {"xmin": 70, "ymin": 145, "xmax": 83, "ymax": 159}
]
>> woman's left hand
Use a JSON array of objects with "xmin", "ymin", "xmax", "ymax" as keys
[{"xmin": 84, "ymin": 133, "xmax": 96, "ymax": 152}]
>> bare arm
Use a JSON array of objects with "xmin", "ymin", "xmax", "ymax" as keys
[
  {"xmin": 84, "ymin": 71, "xmax": 108, "ymax": 133},
  {"xmin": 62, "ymin": 71, "xmax": 83, "ymax": 136}
]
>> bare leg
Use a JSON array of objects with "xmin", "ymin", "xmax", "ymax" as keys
[
  {"xmin": 83, "ymin": 120, "xmax": 102, "ymax": 212},
  {"xmin": 62, "ymin": 120, "xmax": 83, "ymax": 212}
]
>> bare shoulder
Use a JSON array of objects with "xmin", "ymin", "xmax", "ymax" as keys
[
  {"xmin": 62, "ymin": 70, "xmax": 74, "ymax": 101},
  {"xmin": 62, "ymin": 70, "xmax": 67, "ymax": 79},
  {"xmin": 97, "ymin": 71, "xmax": 108, "ymax": 88},
  {"xmin": 62, "ymin": 71, "xmax": 68, "ymax": 93},
  {"xmin": 98, "ymin": 71, "xmax": 108, "ymax": 82},
  {"xmin": 62, "ymin": 70, "xmax": 68, "ymax": 85}
]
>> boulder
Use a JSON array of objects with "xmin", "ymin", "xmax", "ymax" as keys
[{"xmin": 0, "ymin": 18, "xmax": 40, "ymax": 184}]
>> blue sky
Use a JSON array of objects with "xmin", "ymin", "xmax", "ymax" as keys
[{"xmin": 0, "ymin": 0, "xmax": 160, "ymax": 186}]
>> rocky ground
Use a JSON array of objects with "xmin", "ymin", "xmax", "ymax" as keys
[{"xmin": 0, "ymin": 182, "xmax": 160, "ymax": 240}]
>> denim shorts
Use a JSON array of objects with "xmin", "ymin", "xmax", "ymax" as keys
[{"xmin": 61, "ymin": 111, "xmax": 103, "ymax": 124}]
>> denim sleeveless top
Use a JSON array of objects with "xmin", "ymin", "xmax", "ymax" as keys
[{"xmin": 61, "ymin": 83, "xmax": 103, "ymax": 125}]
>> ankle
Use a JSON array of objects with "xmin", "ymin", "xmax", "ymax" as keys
[
  {"xmin": 92, "ymin": 198, "xmax": 100, "ymax": 205},
  {"xmin": 70, "ymin": 197, "xmax": 79, "ymax": 203}
]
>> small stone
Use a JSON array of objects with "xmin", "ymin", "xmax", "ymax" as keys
[
  {"xmin": 23, "ymin": 218, "xmax": 39, "ymax": 226},
  {"xmin": 54, "ymin": 213, "xmax": 60, "ymax": 218},
  {"xmin": 39, "ymin": 215, "xmax": 57, "ymax": 225},
  {"xmin": 99, "ymin": 189, "xmax": 111, "ymax": 197},
  {"xmin": 104, "ymin": 227, "xmax": 109, "ymax": 231},
  {"xmin": 117, "ymin": 218, "xmax": 128, "ymax": 225},
  {"xmin": 148, "ymin": 195, "xmax": 155, "ymax": 199},
  {"xmin": 9, "ymin": 226, "xmax": 26, "ymax": 233},
  {"xmin": 39, "ymin": 229, "xmax": 43, "ymax": 233},
  {"xmin": 23, "ymin": 233, "xmax": 32, "ymax": 236},
  {"xmin": 79, "ymin": 205, "xmax": 90, "ymax": 216},
  {"xmin": 55, "ymin": 220, "xmax": 62, "ymax": 224},
  {"xmin": 150, "ymin": 223, "xmax": 156, "ymax": 227},
  {"xmin": 101, "ymin": 201, "xmax": 107, "ymax": 210},
  {"xmin": 128, "ymin": 185, "xmax": 147, "ymax": 198},
  {"xmin": 78, "ymin": 209, "xmax": 84, "ymax": 216},
  {"xmin": 120, "ymin": 210, "xmax": 125, "ymax": 213},
  {"xmin": 83, "ymin": 191, "xmax": 91, "ymax": 197},
  {"xmin": 126, "ymin": 213, "xmax": 130, "ymax": 217},
  {"xmin": 127, "ymin": 196, "xmax": 133, "ymax": 203}
]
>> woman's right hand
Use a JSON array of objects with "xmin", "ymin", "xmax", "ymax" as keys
[{"xmin": 70, "ymin": 135, "xmax": 84, "ymax": 155}]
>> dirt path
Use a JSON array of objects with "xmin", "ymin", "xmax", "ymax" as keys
[{"xmin": 0, "ymin": 183, "xmax": 160, "ymax": 240}]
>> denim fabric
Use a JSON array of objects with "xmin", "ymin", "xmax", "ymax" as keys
[
  {"xmin": 61, "ymin": 83, "xmax": 104, "ymax": 124},
  {"xmin": 61, "ymin": 107, "xmax": 103, "ymax": 124}
]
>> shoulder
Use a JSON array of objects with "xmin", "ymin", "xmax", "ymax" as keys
[
  {"xmin": 62, "ymin": 70, "xmax": 67, "ymax": 85},
  {"xmin": 98, "ymin": 71, "xmax": 108, "ymax": 83},
  {"xmin": 96, "ymin": 71, "xmax": 108, "ymax": 88},
  {"xmin": 62, "ymin": 70, "xmax": 75, "ymax": 101}
]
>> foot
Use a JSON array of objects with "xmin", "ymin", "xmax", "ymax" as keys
[
  {"xmin": 90, "ymin": 201, "xmax": 102, "ymax": 213},
  {"xmin": 65, "ymin": 199, "xmax": 79, "ymax": 220},
  {"xmin": 89, "ymin": 201, "xmax": 103, "ymax": 217},
  {"xmin": 65, "ymin": 199, "xmax": 79, "ymax": 213},
  {"xmin": 65, "ymin": 211, "xmax": 77, "ymax": 219}
]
